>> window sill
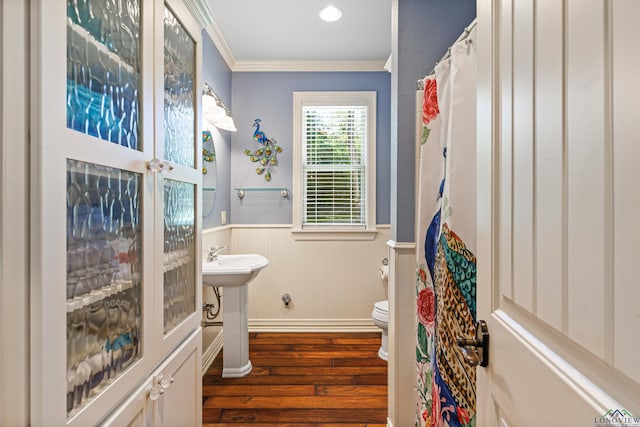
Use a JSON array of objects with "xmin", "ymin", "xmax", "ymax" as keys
[{"xmin": 291, "ymin": 228, "xmax": 378, "ymax": 241}]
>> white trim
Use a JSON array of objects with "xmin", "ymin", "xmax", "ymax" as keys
[
  {"xmin": 202, "ymin": 224, "xmax": 233, "ymax": 235},
  {"xmin": 218, "ymin": 223, "xmax": 391, "ymax": 230},
  {"xmin": 182, "ymin": 0, "xmax": 215, "ymax": 27},
  {"xmin": 248, "ymin": 318, "xmax": 380, "ymax": 333},
  {"xmin": 227, "ymin": 224, "xmax": 292, "ymax": 230},
  {"xmin": 291, "ymin": 229, "xmax": 378, "ymax": 241},
  {"xmin": 203, "ymin": 20, "xmax": 236, "ymax": 70},
  {"xmin": 292, "ymin": 91, "xmax": 377, "ymax": 235},
  {"xmin": 201, "ymin": 329, "xmax": 223, "ymax": 374},
  {"xmin": 386, "ymin": 239, "xmax": 416, "ymax": 250},
  {"xmin": 222, "ymin": 361, "xmax": 253, "ymax": 378},
  {"xmin": 232, "ymin": 59, "xmax": 388, "ymax": 72},
  {"xmin": 1, "ymin": 1, "xmax": 29, "ymax": 424}
]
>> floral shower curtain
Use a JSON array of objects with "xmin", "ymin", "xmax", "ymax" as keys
[{"xmin": 415, "ymin": 29, "xmax": 477, "ymax": 427}]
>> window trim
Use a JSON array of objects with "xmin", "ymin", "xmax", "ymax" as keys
[{"xmin": 292, "ymin": 91, "xmax": 377, "ymax": 240}]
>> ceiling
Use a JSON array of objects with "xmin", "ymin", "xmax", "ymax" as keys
[{"xmin": 203, "ymin": 0, "xmax": 392, "ymax": 70}]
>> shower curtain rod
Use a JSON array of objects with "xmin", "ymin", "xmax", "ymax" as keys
[{"xmin": 416, "ymin": 18, "xmax": 477, "ymax": 90}]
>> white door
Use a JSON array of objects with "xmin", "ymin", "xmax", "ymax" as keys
[{"xmin": 476, "ymin": 1, "xmax": 640, "ymax": 426}]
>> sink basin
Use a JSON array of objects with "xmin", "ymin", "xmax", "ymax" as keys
[{"xmin": 202, "ymin": 254, "xmax": 269, "ymax": 287}]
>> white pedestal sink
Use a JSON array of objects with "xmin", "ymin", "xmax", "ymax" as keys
[{"xmin": 202, "ymin": 254, "xmax": 269, "ymax": 378}]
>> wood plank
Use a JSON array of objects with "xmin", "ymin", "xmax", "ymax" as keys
[
  {"xmin": 248, "ymin": 344, "xmax": 380, "ymax": 353},
  {"xmin": 354, "ymin": 374, "xmax": 388, "ymax": 385},
  {"xmin": 204, "ymin": 424, "xmax": 387, "ymax": 427},
  {"xmin": 333, "ymin": 357, "xmax": 388, "ymax": 367},
  {"xmin": 205, "ymin": 424, "xmax": 313, "ymax": 427},
  {"xmin": 240, "ymin": 357, "xmax": 334, "ymax": 367},
  {"xmin": 204, "ymin": 395, "xmax": 386, "ymax": 410},
  {"xmin": 249, "ymin": 350, "xmax": 377, "ymax": 359},
  {"xmin": 203, "ymin": 385, "xmax": 316, "ymax": 397},
  {"xmin": 218, "ymin": 408, "xmax": 388, "ymax": 424},
  {"xmin": 202, "ymin": 408, "xmax": 222, "ymax": 423},
  {"xmin": 204, "ymin": 374, "xmax": 359, "ymax": 386},
  {"xmin": 270, "ymin": 366, "xmax": 387, "ymax": 376},
  {"xmin": 317, "ymin": 424, "xmax": 387, "ymax": 427},
  {"xmin": 330, "ymin": 337, "xmax": 382, "ymax": 345},
  {"xmin": 250, "ymin": 332, "xmax": 380, "ymax": 340},
  {"xmin": 316, "ymin": 385, "xmax": 387, "ymax": 396}
]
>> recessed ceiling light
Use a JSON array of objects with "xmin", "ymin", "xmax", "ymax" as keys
[{"xmin": 319, "ymin": 5, "xmax": 343, "ymax": 22}]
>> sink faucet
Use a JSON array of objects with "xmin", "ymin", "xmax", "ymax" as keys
[{"xmin": 207, "ymin": 245, "xmax": 230, "ymax": 262}]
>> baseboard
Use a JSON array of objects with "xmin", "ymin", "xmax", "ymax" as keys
[
  {"xmin": 248, "ymin": 318, "xmax": 380, "ymax": 333},
  {"xmin": 201, "ymin": 329, "xmax": 223, "ymax": 374},
  {"xmin": 387, "ymin": 418, "xmax": 393, "ymax": 427}
]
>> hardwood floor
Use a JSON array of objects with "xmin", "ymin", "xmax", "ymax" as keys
[{"xmin": 202, "ymin": 332, "xmax": 388, "ymax": 427}]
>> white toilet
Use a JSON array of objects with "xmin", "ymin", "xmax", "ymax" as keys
[{"xmin": 371, "ymin": 300, "xmax": 389, "ymax": 361}]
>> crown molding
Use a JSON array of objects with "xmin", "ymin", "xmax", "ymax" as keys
[
  {"xmin": 203, "ymin": 20, "xmax": 237, "ymax": 71},
  {"xmin": 183, "ymin": 0, "xmax": 388, "ymax": 74},
  {"xmin": 184, "ymin": 0, "xmax": 237, "ymax": 70},
  {"xmin": 182, "ymin": 0, "xmax": 215, "ymax": 27},
  {"xmin": 232, "ymin": 59, "xmax": 388, "ymax": 73}
]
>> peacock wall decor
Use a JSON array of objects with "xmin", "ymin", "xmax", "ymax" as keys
[{"xmin": 244, "ymin": 118, "xmax": 283, "ymax": 182}]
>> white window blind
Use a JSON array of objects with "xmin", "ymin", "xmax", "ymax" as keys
[{"xmin": 302, "ymin": 105, "xmax": 367, "ymax": 226}]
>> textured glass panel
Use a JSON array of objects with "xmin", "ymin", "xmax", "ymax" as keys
[
  {"xmin": 67, "ymin": 0, "xmax": 141, "ymax": 149},
  {"xmin": 163, "ymin": 179, "xmax": 196, "ymax": 333},
  {"xmin": 164, "ymin": 6, "xmax": 196, "ymax": 168},
  {"xmin": 66, "ymin": 159, "xmax": 142, "ymax": 416}
]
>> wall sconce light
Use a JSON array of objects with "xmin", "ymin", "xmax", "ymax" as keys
[{"xmin": 202, "ymin": 83, "xmax": 237, "ymax": 132}]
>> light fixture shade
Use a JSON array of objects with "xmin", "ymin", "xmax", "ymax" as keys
[
  {"xmin": 202, "ymin": 87, "xmax": 237, "ymax": 132},
  {"xmin": 215, "ymin": 114, "xmax": 237, "ymax": 132},
  {"xmin": 202, "ymin": 95, "xmax": 226, "ymax": 122}
]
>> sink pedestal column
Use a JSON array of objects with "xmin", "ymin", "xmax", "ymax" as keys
[{"xmin": 222, "ymin": 285, "xmax": 253, "ymax": 378}]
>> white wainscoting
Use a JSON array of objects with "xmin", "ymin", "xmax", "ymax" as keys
[
  {"xmin": 217, "ymin": 224, "xmax": 390, "ymax": 331},
  {"xmin": 202, "ymin": 224, "xmax": 389, "ymax": 332}
]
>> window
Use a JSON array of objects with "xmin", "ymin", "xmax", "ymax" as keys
[{"xmin": 292, "ymin": 92, "xmax": 376, "ymax": 240}]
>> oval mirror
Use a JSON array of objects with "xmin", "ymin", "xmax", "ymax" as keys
[{"xmin": 202, "ymin": 130, "xmax": 216, "ymax": 217}]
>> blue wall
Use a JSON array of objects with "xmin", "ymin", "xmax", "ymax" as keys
[
  {"xmin": 201, "ymin": 31, "xmax": 232, "ymax": 229},
  {"xmin": 201, "ymin": 0, "xmax": 476, "ymax": 233},
  {"xmin": 391, "ymin": 0, "xmax": 476, "ymax": 242},
  {"xmin": 230, "ymin": 72, "xmax": 391, "ymax": 225}
]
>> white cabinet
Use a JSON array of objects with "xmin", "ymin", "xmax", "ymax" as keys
[
  {"xmin": 101, "ymin": 330, "xmax": 201, "ymax": 427},
  {"xmin": 29, "ymin": 0, "xmax": 203, "ymax": 425},
  {"xmin": 152, "ymin": 330, "xmax": 202, "ymax": 427}
]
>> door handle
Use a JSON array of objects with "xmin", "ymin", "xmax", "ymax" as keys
[
  {"xmin": 146, "ymin": 158, "xmax": 174, "ymax": 174},
  {"xmin": 456, "ymin": 319, "xmax": 489, "ymax": 367}
]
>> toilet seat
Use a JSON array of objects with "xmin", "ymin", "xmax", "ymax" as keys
[{"xmin": 372, "ymin": 300, "xmax": 388, "ymax": 324}]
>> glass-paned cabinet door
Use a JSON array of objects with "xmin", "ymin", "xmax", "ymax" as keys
[
  {"xmin": 163, "ymin": 179, "xmax": 196, "ymax": 332},
  {"xmin": 163, "ymin": 5, "xmax": 195, "ymax": 167},
  {"xmin": 67, "ymin": 0, "xmax": 142, "ymax": 150},
  {"xmin": 158, "ymin": 2, "xmax": 201, "ymax": 338},
  {"xmin": 66, "ymin": 160, "xmax": 143, "ymax": 416}
]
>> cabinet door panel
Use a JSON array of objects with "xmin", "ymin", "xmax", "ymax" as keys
[
  {"xmin": 154, "ymin": 330, "xmax": 202, "ymax": 427},
  {"xmin": 162, "ymin": 5, "xmax": 196, "ymax": 168},
  {"xmin": 67, "ymin": 0, "xmax": 142, "ymax": 150},
  {"xmin": 153, "ymin": 0, "xmax": 202, "ymax": 351},
  {"xmin": 162, "ymin": 179, "xmax": 196, "ymax": 333},
  {"xmin": 66, "ymin": 160, "xmax": 144, "ymax": 417},
  {"xmin": 100, "ymin": 378, "xmax": 153, "ymax": 427}
]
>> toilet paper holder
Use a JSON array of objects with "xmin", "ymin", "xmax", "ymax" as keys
[{"xmin": 379, "ymin": 258, "xmax": 389, "ymax": 280}]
